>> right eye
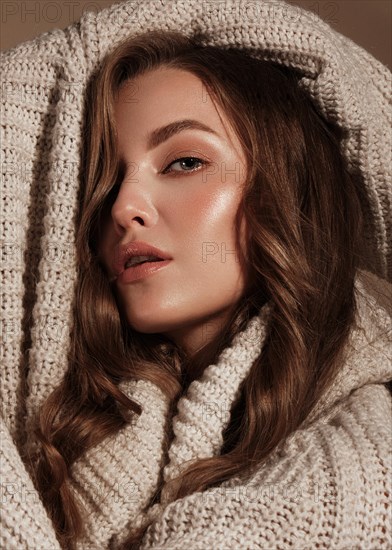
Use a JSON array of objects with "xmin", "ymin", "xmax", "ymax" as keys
[
  {"xmin": 100, "ymin": 179, "xmax": 121, "ymax": 220},
  {"xmin": 107, "ymin": 172, "xmax": 123, "ymax": 199}
]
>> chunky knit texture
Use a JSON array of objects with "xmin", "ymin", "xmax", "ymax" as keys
[{"xmin": 1, "ymin": 0, "xmax": 391, "ymax": 548}]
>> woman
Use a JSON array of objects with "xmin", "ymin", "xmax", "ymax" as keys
[{"xmin": 1, "ymin": 1, "xmax": 391, "ymax": 549}]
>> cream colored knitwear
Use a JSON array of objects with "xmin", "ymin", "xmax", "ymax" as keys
[{"xmin": 1, "ymin": 0, "xmax": 391, "ymax": 548}]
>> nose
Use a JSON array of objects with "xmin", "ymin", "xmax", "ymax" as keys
[{"xmin": 110, "ymin": 176, "xmax": 158, "ymax": 235}]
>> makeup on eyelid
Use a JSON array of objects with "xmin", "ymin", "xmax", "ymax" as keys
[
  {"xmin": 118, "ymin": 138, "xmax": 222, "ymax": 178},
  {"xmin": 161, "ymin": 157, "xmax": 207, "ymax": 176}
]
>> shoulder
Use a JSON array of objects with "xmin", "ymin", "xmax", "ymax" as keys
[
  {"xmin": 140, "ymin": 383, "xmax": 391, "ymax": 549},
  {"xmin": 245, "ymin": 382, "xmax": 392, "ymax": 543},
  {"xmin": 251, "ymin": 381, "xmax": 391, "ymax": 487}
]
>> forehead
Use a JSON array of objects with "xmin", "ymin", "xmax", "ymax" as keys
[
  {"xmin": 113, "ymin": 67, "xmax": 244, "ymax": 157},
  {"xmin": 117, "ymin": 66, "xmax": 207, "ymax": 106}
]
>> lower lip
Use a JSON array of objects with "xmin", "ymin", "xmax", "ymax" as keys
[{"xmin": 117, "ymin": 260, "xmax": 171, "ymax": 284}]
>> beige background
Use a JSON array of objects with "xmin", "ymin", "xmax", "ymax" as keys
[{"xmin": 0, "ymin": 0, "xmax": 391, "ymax": 70}]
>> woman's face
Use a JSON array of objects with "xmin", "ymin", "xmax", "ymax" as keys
[{"xmin": 98, "ymin": 66, "xmax": 250, "ymax": 355}]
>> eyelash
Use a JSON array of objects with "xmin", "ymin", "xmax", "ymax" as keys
[
  {"xmin": 160, "ymin": 156, "xmax": 208, "ymax": 176},
  {"xmin": 110, "ymin": 156, "xmax": 209, "ymax": 196}
]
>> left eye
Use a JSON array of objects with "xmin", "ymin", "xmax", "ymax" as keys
[{"xmin": 161, "ymin": 157, "xmax": 207, "ymax": 175}]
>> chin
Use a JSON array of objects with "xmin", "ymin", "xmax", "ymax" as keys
[
  {"xmin": 125, "ymin": 313, "xmax": 177, "ymax": 335},
  {"xmin": 127, "ymin": 320, "xmax": 165, "ymax": 334}
]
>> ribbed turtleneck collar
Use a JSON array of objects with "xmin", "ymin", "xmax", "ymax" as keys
[{"xmin": 159, "ymin": 301, "xmax": 273, "ymax": 496}]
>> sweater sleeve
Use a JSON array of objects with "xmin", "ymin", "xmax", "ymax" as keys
[
  {"xmin": 139, "ymin": 383, "xmax": 392, "ymax": 550},
  {"xmin": 0, "ymin": 415, "xmax": 61, "ymax": 550}
]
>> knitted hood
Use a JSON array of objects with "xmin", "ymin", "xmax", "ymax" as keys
[
  {"xmin": 1, "ymin": 1, "xmax": 391, "ymax": 548},
  {"xmin": 1, "ymin": 0, "xmax": 391, "ymax": 448},
  {"xmin": 1, "ymin": 0, "xmax": 391, "ymax": 454}
]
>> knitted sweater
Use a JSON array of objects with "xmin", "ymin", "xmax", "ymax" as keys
[{"xmin": 1, "ymin": 0, "xmax": 391, "ymax": 548}]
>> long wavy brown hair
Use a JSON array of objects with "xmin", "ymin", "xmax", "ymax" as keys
[{"xmin": 26, "ymin": 29, "xmax": 368, "ymax": 549}]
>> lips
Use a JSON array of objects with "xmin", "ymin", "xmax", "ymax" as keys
[
  {"xmin": 112, "ymin": 240, "xmax": 172, "ymax": 277},
  {"xmin": 117, "ymin": 258, "xmax": 171, "ymax": 284}
]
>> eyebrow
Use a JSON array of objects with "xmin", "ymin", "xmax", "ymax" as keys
[{"xmin": 147, "ymin": 119, "xmax": 219, "ymax": 150}]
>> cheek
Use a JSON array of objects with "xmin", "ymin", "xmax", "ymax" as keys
[
  {"xmin": 185, "ymin": 186, "xmax": 240, "ymax": 234},
  {"xmin": 176, "ymin": 186, "xmax": 243, "ymax": 268}
]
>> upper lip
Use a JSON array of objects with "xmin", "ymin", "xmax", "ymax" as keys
[{"xmin": 113, "ymin": 240, "xmax": 172, "ymax": 275}]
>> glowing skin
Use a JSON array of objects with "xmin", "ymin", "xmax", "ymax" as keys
[{"xmin": 98, "ymin": 66, "xmax": 250, "ymax": 355}]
